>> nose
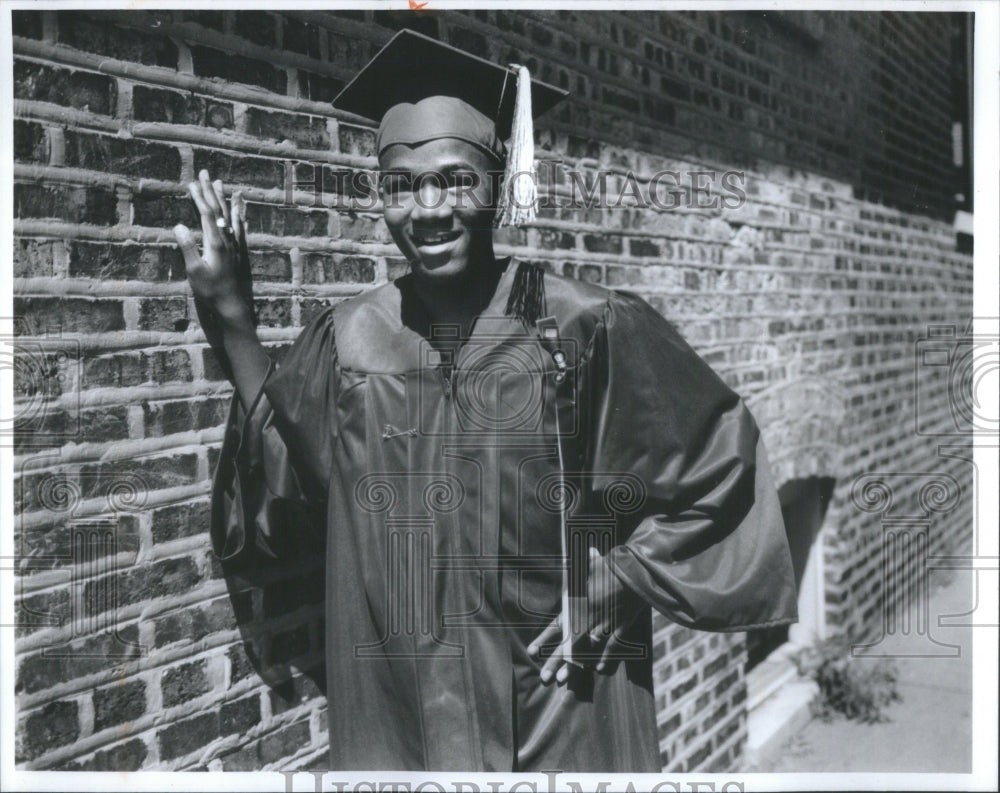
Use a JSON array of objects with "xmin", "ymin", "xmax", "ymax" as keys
[{"xmin": 411, "ymin": 175, "xmax": 453, "ymax": 223}]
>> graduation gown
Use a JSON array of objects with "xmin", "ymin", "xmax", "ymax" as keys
[{"xmin": 210, "ymin": 261, "xmax": 797, "ymax": 772}]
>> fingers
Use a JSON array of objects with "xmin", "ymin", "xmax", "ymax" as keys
[
  {"xmin": 540, "ymin": 642, "xmax": 567, "ymax": 685},
  {"xmin": 231, "ymin": 191, "xmax": 245, "ymax": 248},
  {"xmin": 596, "ymin": 627, "xmax": 629, "ymax": 674},
  {"xmin": 527, "ymin": 616, "xmax": 561, "ymax": 659},
  {"xmin": 529, "ymin": 616, "xmax": 572, "ymax": 685},
  {"xmin": 173, "ymin": 224, "xmax": 201, "ymax": 270}
]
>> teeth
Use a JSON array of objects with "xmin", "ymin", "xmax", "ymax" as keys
[{"xmin": 415, "ymin": 232, "xmax": 455, "ymax": 245}]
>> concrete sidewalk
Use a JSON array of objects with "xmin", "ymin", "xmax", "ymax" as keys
[{"xmin": 752, "ymin": 569, "xmax": 975, "ymax": 773}]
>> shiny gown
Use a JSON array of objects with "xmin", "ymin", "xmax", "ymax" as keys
[{"xmin": 209, "ymin": 260, "xmax": 797, "ymax": 771}]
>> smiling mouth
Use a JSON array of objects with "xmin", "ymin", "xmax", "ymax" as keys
[{"xmin": 411, "ymin": 230, "xmax": 462, "ymax": 247}]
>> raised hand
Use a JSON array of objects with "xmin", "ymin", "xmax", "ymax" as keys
[
  {"xmin": 527, "ymin": 547, "xmax": 645, "ymax": 684},
  {"xmin": 173, "ymin": 170, "xmax": 269, "ymax": 409},
  {"xmin": 174, "ymin": 170, "xmax": 253, "ymax": 323}
]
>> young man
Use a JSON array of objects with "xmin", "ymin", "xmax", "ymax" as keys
[{"xmin": 173, "ymin": 31, "xmax": 796, "ymax": 772}]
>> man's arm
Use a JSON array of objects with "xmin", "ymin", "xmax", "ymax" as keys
[{"xmin": 173, "ymin": 169, "xmax": 270, "ymax": 411}]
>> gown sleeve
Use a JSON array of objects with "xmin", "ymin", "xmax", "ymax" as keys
[
  {"xmin": 210, "ymin": 307, "xmax": 338, "ymax": 568},
  {"xmin": 585, "ymin": 291, "xmax": 797, "ymax": 631}
]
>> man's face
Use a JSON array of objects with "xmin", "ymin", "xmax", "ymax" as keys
[{"xmin": 379, "ymin": 138, "xmax": 499, "ymax": 283}]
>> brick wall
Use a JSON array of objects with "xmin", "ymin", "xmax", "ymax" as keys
[{"xmin": 12, "ymin": 9, "xmax": 973, "ymax": 773}]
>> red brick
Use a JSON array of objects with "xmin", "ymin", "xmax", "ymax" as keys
[{"xmin": 132, "ymin": 85, "xmax": 234, "ymax": 130}]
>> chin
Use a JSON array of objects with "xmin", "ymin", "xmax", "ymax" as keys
[{"xmin": 410, "ymin": 257, "xmax": 472, "ymax": 282}]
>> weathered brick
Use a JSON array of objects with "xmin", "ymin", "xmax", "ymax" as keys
[
  {"xmin": 338, "ymin": 124, "xmax": 376, "ymax": 158},
  {"xmin": 137, "ymin": 297, "xmax": 190, "ymax": 332},
  {"xmin": 19, "ymin": 700, "xmax": 79, "ymax": 761},
  {"xmin": 144, "ymin": 395, "xmax": 230, "ymax": 437},
  {"xmin": 220, "ymin": 693, "xmax": 262, "ymax": 735},
  {"xmin": 132, "ymin": 85, "xmax": 234, "ymax": 130},
  {"xmin": 13, "ymin": 238, "xmax": 56, "ymax": 278},
  {"xmin": 234, "ymin": 11, "xmax": 277, "ymax": 47},
  {"xmin": 14, "ymin": 120, "xmax": 48, "ymax": 164},
  {"xmin": 64, "ymin": 131, "xmax": 182, "ymax": 181},
  {"xmin": 14, "ymin": 183, "xmax": 118, "ymax": 225},
  {"xmin": 244, "ymin": 203, "xmax": 328, "ymax": 238},
  {"xmin": 56, "ymin": 12, "xmax": 178, "ymax": 67},
  {"xmin": 282, "ymin": 16, "xmax": 322, "ymax": 58},
  {"xmin": 14, "ymin": 587, "xmax": 71, "ymax": 638},
  {"xmin": 245, "ymin": 107, "xmax": 330, "ymax": 149},
  {"xmin": 150, "ymin": 500, "xmax": 210, "ymax": 545},
  {"xmin": 269, "ymin": 671, "xmax": 324, "ymax": 716},
  {"xmin": 14, "ymin": 60, "xmax": 117, "ymax": 115},
  {"xmin": 301, "ymin": 253, "xmax": 375, "ymax": 284},
  {"xmin": 191, "ymin": 45, "xmax": 287, "ymax": 94},
  {"xmin": 14, "ymin": 296, "xmax": 125, "ymax": 334},
  {"xmin": 93, "ymin": 678, "xmax": 146, "ymax": 731},
  {"xmin": 16, "ymin": 624, "xmax": 142, "ymax": 694},
  {"xmin": 161, "ymin": 658, "xmax": 210, "ymax": 707},
  {"xmin": 132, "ymin": 194, "xmax": 199, "ymax": 228},
  {"xmin": 157, "ymin": 712, "xmax": 218, "ymax": 761},
  {"xmin": 193, "ymin": 149, "xmax": 286, "ymax": 191},
  {"xmin": 297, "ymin": 70, "xmax": 344, "ymax": 104},
  {"xmin": 154, "ymin": 596, "xmax": 235, "ymax": 648},
  {"xmin": 57, "ymin": 737, "xmax": 148, "ymax": 771},
  {"xmin": 258, "ymin": 719, "xmax": 310, "ymax": 765},
  {"xmin": 248, "ymin": 250, "xmax": 292, "ymax": 281},
  {"xmin": 253, "ymin": 298, "xmax": 293, "ymax": 328},
  {"xmin": 83, "ymin": 351, "xmax": 146, "ymax": 389},
  {"xmin": 82, "ymin": 555, "xmax": 201, "ymax": 618},
  {"xmin": 583, "ymin": 233, "xmax": 623, "ymax": 254},
  {"xmin": 69, "ymin": 242, "xmax": 186, "ymax": 282}
]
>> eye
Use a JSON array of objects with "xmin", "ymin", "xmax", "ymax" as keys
[
  {"xmin": 446, "ymin": 171, "xmax": 480, "ymax": 190},
  {"xmin": 379, "ymin": 171, "xmax": 412, "ymax": 197}
]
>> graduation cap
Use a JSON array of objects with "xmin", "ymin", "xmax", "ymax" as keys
[{"xmin": 333, "ymin": 30, "xmax": 567, "ymax": 227}]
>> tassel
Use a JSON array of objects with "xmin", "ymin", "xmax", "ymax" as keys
[
  {"xmin": 495, "ymin": 64, "xmax": 536, "ymax": 228},
  {"xmin": 504, "ymin": 261, "xmax": 546, "ymax": 327}
]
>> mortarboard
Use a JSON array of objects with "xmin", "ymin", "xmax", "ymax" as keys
[{"xmin": 333, "ymin": 29, "xmax": 567, "ymax": 227}]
